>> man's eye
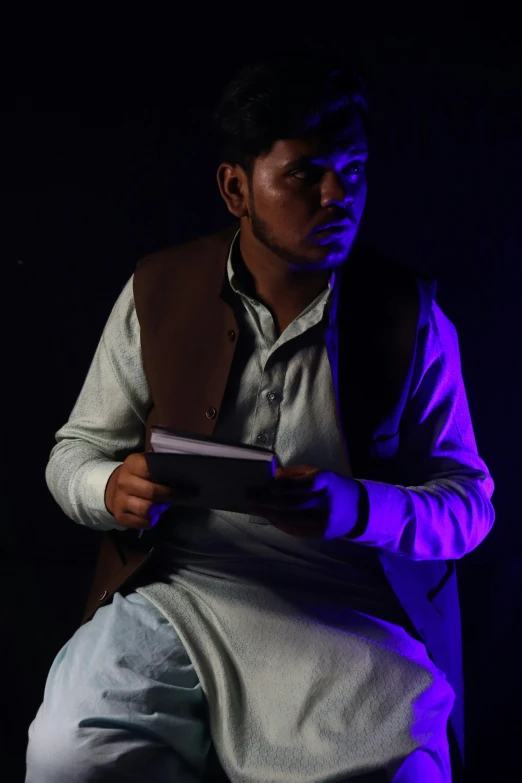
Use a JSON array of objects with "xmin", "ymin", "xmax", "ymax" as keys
[
  {"xmin": 344, "ymin": 161, "xmax": 365, "ymax": 177},
  {"xmin": 290, "ymin": 167, "xmax": 320, "ymax": 181}
]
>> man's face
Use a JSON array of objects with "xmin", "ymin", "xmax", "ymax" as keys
[{"xmin": 246, "ymin": 112, "xmax": 368, "ymax": 270}]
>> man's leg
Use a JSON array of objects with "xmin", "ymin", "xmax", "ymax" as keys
[
  {"xmin": 26, "ymin": 591, "xmax": 211, "ymax": 782},
  {"xmin": 385, "ymin": 662, "xmax": 454, "ymax": 783},
  {"xmin": 389, "ymin": 749, "xmax": 449, "ymax": 783}
]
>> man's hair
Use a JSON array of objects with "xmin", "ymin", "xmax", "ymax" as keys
[{"xmin": 213, "ymin": 54, "xmax": 369, "ymax": 176}]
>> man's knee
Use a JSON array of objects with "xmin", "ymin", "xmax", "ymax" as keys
[
  {"xmin": 26, "ymin": 703, "xmax": 201, "ymax": 783},
  {"xmin": 26, "ymin": 704, "xmax": 106, "ymax": 783}
]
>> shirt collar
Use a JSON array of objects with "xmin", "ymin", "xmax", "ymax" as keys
[{"xmin": 227, "ymin": 227, "xmax": 338, "ymax": 317}]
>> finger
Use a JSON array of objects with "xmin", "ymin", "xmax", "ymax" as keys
[
  {"xmin": 274, "ymin": 465, "xmax": 318, "ymax": 480},
  {"xmin": 126, "ymin": 452, "xmax": 154, "ymax": 480},
  {"xmin": 127, "ymin": 475, "xmax": 196, "ymax": 503},
  {"xmin": 125, "ymin": 495, "xmax": 171, "ymax": 521},
  {"xmin": 120, "ymin": 500, "xmax": 172, "ymax": 530},
  {"xmin": 120, "ymin": 474, "xmax": 172, "ymax": 502},
  {"xmin": 118, "ymin": 511, "xmax": 153, "ymax": 529}
]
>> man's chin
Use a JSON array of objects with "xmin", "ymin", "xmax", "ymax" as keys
[{"xmin": 300, "ymin": 239, "xmax": 352, "ymax": 268}]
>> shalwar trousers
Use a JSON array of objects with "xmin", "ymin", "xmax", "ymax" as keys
[{"xmin": 26, "ymin": 591, "xmax": 454, "ymax": 782}]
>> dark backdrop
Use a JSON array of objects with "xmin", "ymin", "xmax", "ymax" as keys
[{"xmin": 2, "ymin": 16, "xmax": 521, "ymax": 783}]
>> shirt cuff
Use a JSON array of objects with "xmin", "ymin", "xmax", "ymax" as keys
[
  {"xmin": 81, "ymin": 460, "xmax": 128, "ymax": 531},
  {"xmin": 345, "ymin": 478, "xmax": 408, "ymax": 553}
]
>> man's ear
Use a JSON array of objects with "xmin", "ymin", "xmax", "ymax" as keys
[{"xmin": 216, "ymin": 162, "xmax": 250, "ymax": 218}]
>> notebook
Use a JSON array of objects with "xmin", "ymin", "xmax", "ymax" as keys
[{"xmin": 144, "ymin": 426, "xmax": 278, "ymax": 514}]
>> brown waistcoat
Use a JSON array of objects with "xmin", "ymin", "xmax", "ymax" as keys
[{"xmin": 82, "ymin": 222, "xmax": 424, "ymax": 623}]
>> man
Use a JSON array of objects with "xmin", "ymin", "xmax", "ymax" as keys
[{"xmin": 26, "ymin": 56, "xmax": 494, "ymax": 782}]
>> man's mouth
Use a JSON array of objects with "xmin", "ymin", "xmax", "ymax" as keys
[
  {"xmin": 311, "ymin": 223, "xmax": 354, "ymax": 244},
  {"xmin": 315, "ymin": 225, "xmax": 348, "ymax": 234}
]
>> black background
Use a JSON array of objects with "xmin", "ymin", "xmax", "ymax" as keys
[{"xmin": 2, "ymin": 7, "xmax": 521, "ymax": 782}]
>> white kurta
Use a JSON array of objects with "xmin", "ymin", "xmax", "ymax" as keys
[
  {"xmin": 135, "ymin": 232, "xmax": 453, "ymax": 780},
  {"xmin": 44, "ymin": 230, "xmax": 461, "ymax": 780}
]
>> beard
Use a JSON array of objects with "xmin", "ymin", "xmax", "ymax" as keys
[
  {"xmin": 249, "ymin": 199, "xmax": 303, "ymax": 266},
  {"xmin": 249, "ymin": 196, "xmax": 356, "ymax": 270}
]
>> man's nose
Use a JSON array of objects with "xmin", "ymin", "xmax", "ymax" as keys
[{"xmin": 320, "ymin": 170, "xmax": 355, "ymax": 209}]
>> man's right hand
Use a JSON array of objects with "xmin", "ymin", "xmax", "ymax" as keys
[{"xmin": 104, "ymin": 452, "xmax": 197, "ymax": 531}]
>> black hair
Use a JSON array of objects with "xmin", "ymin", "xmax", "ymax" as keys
[{"xmin": 213, "ymin": 54, "xmax": 369, "ymax": 176}]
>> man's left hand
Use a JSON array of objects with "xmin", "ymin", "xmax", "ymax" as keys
[{"xmin": 247, "ymin": 464, "xmax": 363, "ymax": 540}]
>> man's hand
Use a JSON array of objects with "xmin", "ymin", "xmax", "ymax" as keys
[
  {"xmin": 247, "ymin": 464, "xmax": 363, "ymax": 540},
  {"xmin": 104, "ymin": 452, "xmax": 198, "ymax": 532}
]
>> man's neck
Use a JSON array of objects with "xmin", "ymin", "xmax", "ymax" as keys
[{"xmin": 235, "ymin": 228, "xmax": 332, "ymax": 321}]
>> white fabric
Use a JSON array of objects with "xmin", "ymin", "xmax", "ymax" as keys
[
  {"xmin": 36, "ymin": 229, "xmax": 481, "ymax": 780},
  {"xmin": 26, "ymin": 592, "xmax": 453, "ymax": 783}
]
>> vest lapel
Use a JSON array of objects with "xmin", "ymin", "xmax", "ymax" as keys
[
  {"xmin": 336, "ymin": 245, "xmax": 420, "ymax": 482},
  {"xmin": 133, "ymin": 224, "xmax": 240, "ymax": 449}
]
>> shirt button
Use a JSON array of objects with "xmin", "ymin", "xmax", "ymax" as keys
[
  {"xmin": 267, "ymin": 391, "xmax": 276, "ymax": 402},
  {"xmin": 227, "ymin": 329, "xmax": 236, "ymax": 342},
  {"xmin": 205, "ymin": 407, "xmax": 217, "ymax": 420},
  {"xmin": 257, "ymin": 433, "xmax": 268, "ymax": 444}
]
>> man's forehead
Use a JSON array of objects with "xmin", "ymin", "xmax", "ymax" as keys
[
  {"xmin": 269, "ymin": 133, "xmax": 368, "ymax": 163},
  {"xmin": 266, "ymin": 114, "xmax": 367, "ymax": 163}
]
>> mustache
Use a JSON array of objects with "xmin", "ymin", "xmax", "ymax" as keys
[{"xmin": 312, "ymin": 210, "xmax": 357, "ymax": 232}]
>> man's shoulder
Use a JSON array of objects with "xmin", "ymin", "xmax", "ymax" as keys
[
  {"xmin": 349, "ymin": 243, "xmax": 434, "ymax": 287},
  {"xmin": 345, "ymin": 243, "xmax": 437, "ymax": 330},
  {"xmin": 135, "ymin": 223, "xmax": 239, "ymax": 273}
]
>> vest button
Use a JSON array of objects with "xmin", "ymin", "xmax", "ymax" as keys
[
  {"xmin": 227, "ymin": 329, "xmax": 236, "ymax": 342},
  {"xmin": 98, "ymin": 590, "xmax": 108, "ymax": 601},
  {"xmin": 206, "ymin": 407, "xmax": 217, "ymax": 420}
]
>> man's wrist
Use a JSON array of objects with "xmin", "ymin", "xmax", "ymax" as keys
[
  {"xmin": 344, "ymin": 480, "xmax": 369, "ymax": 539},
  {"xmin": 104, "ymin": 465, "xmax": 121, "ymax": 517}
]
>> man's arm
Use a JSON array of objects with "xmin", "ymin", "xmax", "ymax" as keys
[
  {"xmin": 45, "ymin": 275, "xmax": 151, "ymax": 531},
  {"xmin": 351, "ymin": 301, "xmax": 495, "ymax": 560}
]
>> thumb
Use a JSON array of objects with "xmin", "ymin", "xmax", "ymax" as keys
[{"xmin": 275, "ymin": 465, "xmax": 319, "ymax": 480}]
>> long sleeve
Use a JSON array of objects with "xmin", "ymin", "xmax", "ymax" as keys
[
  {"xmin": 353, "ymin": 301, "xmax": 495, "ymax": 560},
  {"xmin": 45, "ymin": 275, "xmax": 151, "ymax": 531}
]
